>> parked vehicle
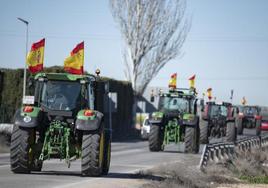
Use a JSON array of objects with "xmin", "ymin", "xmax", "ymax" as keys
[{"xmin": 141, "ymin": 117, "xmax": 151, "ymax": 140}]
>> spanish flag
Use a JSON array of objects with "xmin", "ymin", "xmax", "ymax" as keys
[
  {"xmin": 189, "ymin": 74, "xmax": 196, "ymax": 89},
  {"xmin": 64, "ymin": 42, "xmax": 84, "ymax": 75},
  {"xmin": 207, "ymin": 88, "xmax": 212, "ymax": 100},
  {"xmin": 26, "ymin": 38, "xmax": 45, "ymax": 73},
  {"xmin": 168, "ymin": 73, "xmax": 177, "ymax": 89},
  {"xmin": 241, "ymin": 96, "xmax": 247, "ymax": 105}
]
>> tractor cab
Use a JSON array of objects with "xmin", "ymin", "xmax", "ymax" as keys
[
  {"xmin": 202, "ymin": 102, "xmax": 233, "ymax": 121},
  {"xmin": 32, "ymin": 73, "xmax": 96, "ymax": 119},
  {"xmin": 158, "ymin": 88, "xmax": 198, "ymax": 115}
]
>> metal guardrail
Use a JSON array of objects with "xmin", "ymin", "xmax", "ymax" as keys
[{"xmin": 199, "ymin": 135, "xmax": 268, "ymax": 170}]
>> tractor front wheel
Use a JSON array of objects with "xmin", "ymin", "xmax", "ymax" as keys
[
  {"xmin": 185, "ymin": 126, "xmax": 200, "ymax": 154},
  {"xmin": 236, "ymin": 117, "xmax": 243, "ymax": 135},
  {"xmin": 102, "ymin": 130, "xmax": 111, "ymax": 175},
  {"xmin": 200, "ymin": 121, "xmax": 209, "ymax": 144},
  {"xmin": 10, "ymin": 125, "xmax": 35, "ymax": 173},
  {"xmin": 225, "ymin": 122, "xmax": 236, "ymax": 142},
  {"xmin": 81, "ymin": 130, "xmax": 105, "ymax": 177},
  {"xmin": 256, "ymin": 120, "xmax": 261, "ymax": 136},
  {"xmin": 149, "ymin": 125, "xmax": 164, "ymax": 152}
]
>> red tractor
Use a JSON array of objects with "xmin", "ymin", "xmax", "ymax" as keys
[
  {"xmin": 256, "ymin": 108, "xmax": 268, "ymax": 136},
  {"xmin": 200, "ymin": 102, "xmax": 236, "ymax": 144},
  {"xmin": 236, "ymin": 105, "xmax": 262, "ymax": 135}
]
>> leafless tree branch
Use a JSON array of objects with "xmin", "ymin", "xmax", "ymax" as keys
[{"xmin": 110, "ymin": 0, "xmax": 190, "ymax": 96}]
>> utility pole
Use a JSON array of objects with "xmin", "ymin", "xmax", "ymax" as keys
[{"xmin": 17, "ymin": 17, "xmax": 29, "ymax": 104}]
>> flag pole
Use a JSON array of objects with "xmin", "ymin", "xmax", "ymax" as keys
[{"xmin": 17, "ymin": 17, "xmax": 29, "ymax": 104}]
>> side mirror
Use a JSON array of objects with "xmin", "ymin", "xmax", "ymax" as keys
[
  {"xmin": 200, "ymin": 99, "xmax": 205, "ymax": 112},
  {"xmin": 28, "ymin": 78, "xmax": 34, "ymax": 88}
]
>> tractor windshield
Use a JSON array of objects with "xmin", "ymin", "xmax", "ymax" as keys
[
  {"xmin": 159, "ymin": 96, "xmax": 190, "ymax": 113},
  {"xmin": 243, "ymin": 107, "xmax": 258, "ymax": 116},
  {"xmin": 210, "ymin": 105, "xmax": 228, "ymax": 117},
  {"xmin": 41, "ymin": 80, "xmax": 81, "ymax": 111}
]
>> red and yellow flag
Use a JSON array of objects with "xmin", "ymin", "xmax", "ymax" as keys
[
  {"xmin": 207, "ymin": 88, "xmax": 212, "ymax": 100},
  {"xmin": 241, "ymin": 96, "xmax": 247, "ymax": 105},
  {"xmin": 168, "ymin": 73, "xmax": 177, "ymax": 89},
  {"xmin": 189, "ymin": 74, "xmax": 196, "ymax": 89},
  {"xmin": 64, "ymin": 42, "xmax": 84, "ymax": 74},
  {"xmin": 26, "ymin": 38, "xmax": 45, "ymax": 73}
]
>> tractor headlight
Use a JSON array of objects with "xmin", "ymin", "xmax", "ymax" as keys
[{"xmin": 23, "ymin": 116, "xmax": 31, "ymax": 123}]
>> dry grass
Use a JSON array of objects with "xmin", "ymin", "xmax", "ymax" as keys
[
  {"xmin": 206, "ymin": 148, "xmax": 268, "ymax": 184},
  {"xmin": 139, "ymin": 149, "xmax": 268, "ymax": 188},
  {"xmin": 139, "ymin": 161, "xmax": 239, "ymax": 188}
]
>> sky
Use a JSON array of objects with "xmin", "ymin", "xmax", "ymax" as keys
[{"xmin": 0, "ymin": 0, "xmax": 268, "ymax": 106}]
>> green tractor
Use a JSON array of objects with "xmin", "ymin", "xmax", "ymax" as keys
[
  {"xmin": 10, "ymin": 73, "xmax": 111, "ymax": 176},
  {"xmin": 148, "ymin": 88, "xmax": 200, "ymax": 153}
]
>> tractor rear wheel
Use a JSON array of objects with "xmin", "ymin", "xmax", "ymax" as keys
[
  {"xmin": 225, "ymin": 122, "xmax": 236, "ymax": 142},
  {"xmin": 200, "ymin": 121, "xmax": 209, "ymax": 144},
  {"xmin": 10, "ymin": 125, "xmax": 35, "ymax": 173},
  {"xmin": 81, "ymin": 130, "xmax": 104, "ymax": 177},
  {"xmin": 102, "ymin": 130, "xmax": 111, "ymax": 175},
  {"xmin": 236, "ymin": 117, "xmax": 243, "ymax": 135},
  {"xmin": 185, "ymin": 126, "xmax": 200, "ymax": 154},
  {"xmin": 149, "ymin": 125, "xmax": 164, "ymax": 152},
  {"xmin": 256, "ymin": 120, "xmax": 261, "ymax": 136}
]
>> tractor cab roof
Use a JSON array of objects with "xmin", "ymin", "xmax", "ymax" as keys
[
  {"xmin": 161, "ymin": 88, "xmax": 197, "ymax": 100},
  {"xmin": 34, "ymin": 73, "xmax": 96, "ymax": 83},
  {"xmin": 206, "ymin": 101, "xmax": 232, "ymax": 107}
]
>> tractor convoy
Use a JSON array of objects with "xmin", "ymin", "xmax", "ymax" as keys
[
  {"xmin": 9, "ymin": 71, "xmax": 267, "ymax": 177},
  {"xmin": 10, "ymin": 73, "xmax": 111, "ymax": 176}
]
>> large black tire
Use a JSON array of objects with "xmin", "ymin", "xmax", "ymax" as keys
[
  {"xmin": 81, "ymin": 130, "xmax": 104, "ymax": 177},
  {"xmin": 256, "ymin": 120, "xmax": 261, "ymax": 136},
  {"xmin": 225, "ymin": 122, "xmax": 236, "ymax": 142},
  {"xmin": 236, "ymin": 117, "xmax": 243, "ymax": 135},
  {"xmin": 102, "ymin": 130, "xmax": 111, "ymax": 175},
  {"xmin": 200, "ymin": 121, "xmax": 209, "ymax": 144},
  {"xmin": 10, "ymin": 125, "xmax": 35, "ymax": 173},
  {"xmin": 185, "ymin": 126, "xmax": 199, "ymax": 154},
  {"xmin": 148, "ymin": 125, "xmax": 164, "ymax": 152}
]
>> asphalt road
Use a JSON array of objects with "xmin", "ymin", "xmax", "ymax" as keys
[
  {"xmin": 0, "ymin": 140, "xmax": 202, "ymax": 188},
  {"xmin": 0, "ymin": 128, "xmax": 264, "ymax": 188}
]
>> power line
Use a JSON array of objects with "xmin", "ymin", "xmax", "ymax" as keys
[{"xmin": 1, "ymin": 31, "xmax": 268, "ymax": 42}]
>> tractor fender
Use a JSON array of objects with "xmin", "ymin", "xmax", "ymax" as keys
[
  {"xmin": 14, "ymin": 107, "xmax": 42, "ymax": 128},
  {"xmin": 75, "ymin": 110, "xmax": 104, "ymax": 131},
  {"xmin": 149, "ymin": 111, "xmax": 164, "ymax": 125},
  {"xmin": 148, "ymin": 119, "xmax": 162, "ymax": 125},
  {"xmin": 183, "ymin": 115, "xmax": 199, "ymax": 128}
]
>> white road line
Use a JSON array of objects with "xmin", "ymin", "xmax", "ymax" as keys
[
  {"xmin": 111, "ymin": 148, "xmax": 145, "ymax": 156},
  {"xmin": 0, "ymin": 164, "xmax": 9, "ymax": 168}
]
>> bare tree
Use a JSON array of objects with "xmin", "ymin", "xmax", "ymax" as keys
[{"xmin": 110, "ymin": 0, "xmax": 190, "ymax": 96}]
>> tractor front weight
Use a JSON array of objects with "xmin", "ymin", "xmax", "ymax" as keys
[
  {"xmin": 163, "ymin": 119, "xmax": 180, "ymax": 147},
  {"xmin": 39, "ymin": 120, "xmax": 77, "ymax": 167}
]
